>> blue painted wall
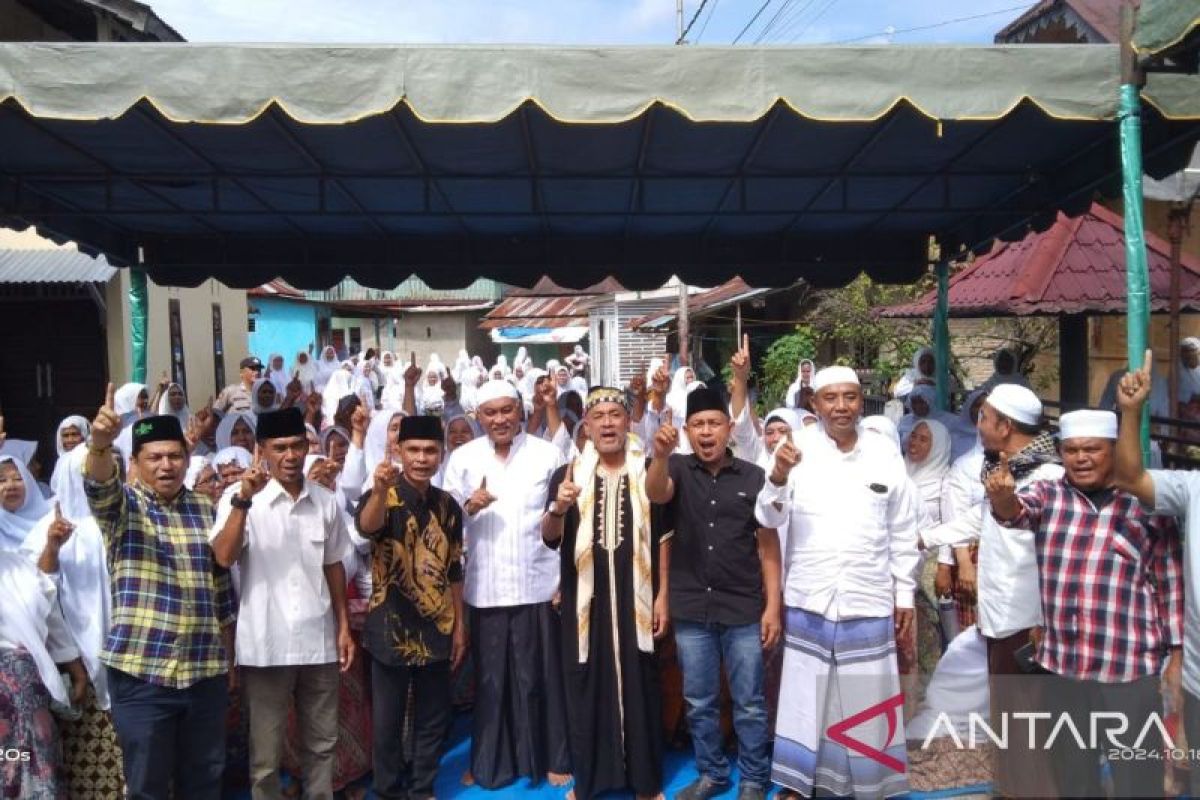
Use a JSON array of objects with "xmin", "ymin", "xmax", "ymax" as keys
[{"xmin": 248, "ymin": 298, "xmax": 320, "ymax": 376}]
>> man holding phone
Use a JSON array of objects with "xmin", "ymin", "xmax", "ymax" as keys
[{"xmin": 210, "ymin": 407, "xmax": 355, "ymax": 800}]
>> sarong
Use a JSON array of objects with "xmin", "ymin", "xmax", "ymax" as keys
[
  {"xmin": 772, "ymin": 608, "xmax": 909, "ymax": 800},
  {"xmin": 60, "ymin": 683, "xmax": 125, "ymax": 799}
]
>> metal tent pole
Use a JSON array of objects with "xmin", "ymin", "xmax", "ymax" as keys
[
  {"xmin": 1121, "ymin": 3, "xmax": 1151, "ymax": 460},
  {"xmin": 130, "ymin": 249, "xmax": 148, "ymax": 384},
  {"xmin": 934, "ymin": 259, "xmax": 951, "ymax": 411}
]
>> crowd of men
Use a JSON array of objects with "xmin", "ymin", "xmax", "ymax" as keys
[{"xmin": 2, "ymin": 336, "xmax": 1200, "ymax": 800}]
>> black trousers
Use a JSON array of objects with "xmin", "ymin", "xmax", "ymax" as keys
[
  {"xmin": 1046, "ymin": 674, "xmax": 1164, "ymax": 799},
  {"xmin": 468, "ymin": 602, "xmax": 572, "ymax": 789},
  {"xmin": 106, "ymin": 667, "xmax": 228, "ymax": 800},
  {"xmin": 370, "ymin": 657, "xmax": 452, "ymax": 800}
]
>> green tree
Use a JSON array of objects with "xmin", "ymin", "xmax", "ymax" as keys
[{"xmin": 759, "ymin": 325, "xmax": 818, "ymax": 408}]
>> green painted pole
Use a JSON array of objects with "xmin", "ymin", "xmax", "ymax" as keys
[
  {"xmin": 1121, "ymin": 5, "xmax": 1151, "ymax": 461},
  {"xmin": 934, "ymin": 259, "xmax": 951, "ymax": 411},
  {"xmin": 130, "ymin": 267, "xmax": 148, "ymax": 384}
]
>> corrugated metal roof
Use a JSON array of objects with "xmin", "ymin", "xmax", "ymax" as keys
[
  {"xmin": 878, "ymin": 203, "xmax": 1200, "ymax": 318},
  {"xmin": 0, "ymin": 247, "xmax": 116, "ymax": 283},
  {"xmin": 629, "ymin": 278, "xmax": 778, "ymax": 330},
  {"xmin": 481, "ymin": 293, "xmax": 596, "ymax": 330}
]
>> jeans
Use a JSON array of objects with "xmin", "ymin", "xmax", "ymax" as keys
[
  {"xmin": 106, "ymin": 667, "xmax": 228, "ymax": 800},
  {"xmin": 371, "ymin": 657, "xmax": 452, "ymax": 800},
  {"xmin": 673, "ymin": 619, "xmax": 770, "ymax": 788}
]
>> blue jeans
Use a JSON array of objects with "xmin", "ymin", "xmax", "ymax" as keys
[
  {"xmin": 107, "ymin": 667, "xmax": 228, "ymax": 800},
  {"xmin": 673, "ymin": 620, "xmax": 770, "ymax": 788}
]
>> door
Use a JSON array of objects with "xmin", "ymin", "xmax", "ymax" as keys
[{"xmin": 0, "ymin": 292, "xmax": 107, "ymax": 476}]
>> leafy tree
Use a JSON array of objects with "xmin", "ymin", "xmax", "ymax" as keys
[{"xmin": 759, "ymin": 325, "xmax": 818, "ymax": 408}]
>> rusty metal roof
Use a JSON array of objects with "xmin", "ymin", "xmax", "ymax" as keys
[
  {"xmin": 481, "ymin": 293, "xmax": 595, "ymax": 330},
  {"xmin": 629, "ymin": 278, "xmax": 782, "ymax": 330},
  {"xmin": 878, "ymin": 202, "xmax": 1200, "ymax": 318}
]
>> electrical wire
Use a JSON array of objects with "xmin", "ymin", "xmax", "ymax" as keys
[
  {"xmin": 783, "ymin": 0, "xmax": 841, "ymax": 42},
  {"xmin": 732, "ymin": 0, "xmax": 774, "ymax": 44},
  {"xmin": 762, "ymin": 0, "xmax": 823, "ymax": 43},
  {"xmin": 694, "ymin": 0, "xmax": 721, "ymax": 42},
  {"xmin": 832, "ymin": 3, "xmax": 1031, "ymax": 45},
  {"xmin": 753, "ymin": 0, "xmax": 806, "ymax": 44},
  {"xmin": 676, "ymin": 0, "xmax": 711, "ymax": 44}
]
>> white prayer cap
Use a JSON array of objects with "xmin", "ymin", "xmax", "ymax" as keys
[
  {"xmin": 475, "ymin": 379, "xmax": 520, "ymax": 407},
  {"xmin": 985, "ymin": 383, "xmax": 1042, "ymax": 426},
  {"xmin": 1058, "ymin": 409, "xmax": 1117, "ymax": 441},
  {"xmin": 1183, "ymin": 337, "xmax": 1200, "ymax": 351},
  {"xmin": 811, "ymin": 366, "xmax": 860, "ymax": 392}
]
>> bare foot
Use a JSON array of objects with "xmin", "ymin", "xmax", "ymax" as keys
[
  {"xmin": 461, "ymin": 770, "xmax": 475, "ymax": 786},
  {"xmin": 547, "ymin": 771, "xmax": 573, "ymax": 787}
]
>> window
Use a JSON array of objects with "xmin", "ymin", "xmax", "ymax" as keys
[
  {"xmin": 247, "ymin": 316, "xmax": 257, "ymax": 332},
  {"xmin": 168, "ymin": 299, "xmax": 188, "ymax": 391},
  {"xmin": 426, "ymin": 326, "xmax": 432, "ymax": 339},
  {"xmin": 349, "ymin": 326, "xmax": 362, "ymax": 354},
  {"xmin": 212, "ymin": 303, "xmax": 226, "ymax": 390}
]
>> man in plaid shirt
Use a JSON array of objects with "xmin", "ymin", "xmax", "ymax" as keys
[
  {"xmin": 988, "ymin": 408, "xmax": 1183, "ymax": 798},
  {"xmin": 84, "ymin": 382, "xmax": 236, "ymax": 800}
]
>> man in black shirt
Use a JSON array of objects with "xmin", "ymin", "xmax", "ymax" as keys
[
  {"xmin": 356, "ymin": 415, "xmax": 466, "ymax": 800},
  {"xmin": 646, "ymin": 386, "xmax": 782, "ymax": 800}
]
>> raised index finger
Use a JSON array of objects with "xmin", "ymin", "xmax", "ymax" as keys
[
  {"xmin": 742, "ymin": 333, "xmax": 750, "ymax": 354},
  {"xmin": 104, "ymin": 382, "xmax": 116, "ymax": 408},
  {"xmin": 1141, "ymin": 349, "xmax": 1154, "ymax": 377},
  {"xmin": 54, "ymin": 501, "xmax": 62, "ymax": 520}
]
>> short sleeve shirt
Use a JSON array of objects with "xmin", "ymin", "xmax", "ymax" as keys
[{"xmin": 665, "ymin": 452, "xmax": 767, "ymax": 626}]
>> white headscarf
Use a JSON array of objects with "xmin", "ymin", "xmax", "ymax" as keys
[
  {"xmin": 215, "ymin": 411, "xmax": 257, "ymax": 451},
  {"xmin": 351, "ymin": 363, "xmax": 376, "ymax": 413},
  {"xmin": 786, "ymin": 358, "xmax": 817, "ymax": 408},
  {"xmin": 321, "ymin": 368, "xmax": 355, "ymax": 421},
  {"xmin": 862, "ymin": 415, "xmax": 902, "ymax": 455},
  {"xmin": 113, "ymin": 382, "xmax": 147, "ymax": 425},
  {"xmin": 418, "ymin": 368, "xmax": 446, "ymax": 415},
  {"xmin": 23, "ymin": 444, "xmax": 112, "ymax": 707},
  {"xmin": 0, "ymin": 550, "xmax": 73, "ymax": 704},
  {"xmin": 666, "ymin": 367, "xmax": 699, "ymax": 421},
  {"xmin": 453, "ymin": 350, "xmax": 471, "ymax": 383},
  {"xmin": 364, "ymin": 410, "xmax": 405, "ymax": 480},
  {"xmin": 514, "ymin": 346, "xmax": 531, "ymax": 371},
  {"xmin": 213, "ymin": 446, "xmax": 254, "ymax": 470},
  {"xmin": 0, "ymin": 454, "xmax": 52, "ymax": 548},
  {"xmin": 156, "ymin": 383, "xmax": 192, "ymax": 428},
  {"xmin": 251, "ymin": 377, "xmax": 280, "ymax": 415},
  {"xmin": 54, "ymin": 415, "xmax": 91, "ymax": 457},
  {"xmin": 893, "ymin": 347, "xmax": 934, "ymax": 400},
  {"xmin": 1180, "ymin": 338, "xmax": 1200, "ymax": 403},
  {"xmin": 265, "ymin": 353, "xmax": 289, "ymax": 396},
  {"xmin": 184, "ymin": 454, "xmax": 212, "ymax": 490},
  {"xmin": 314, "ymin": 346, "xmax": 340, "ymax": 393},
  {"xmin": 906, "ymin": 418, "xmax": 952, "ymax": 505},
  {"xmin": 320, "ymin": 426, "xmax": 351, "ymax": 457},
  {"xmin": 293, "ymin": 350, "xmax": 318, "ymax": 392}
]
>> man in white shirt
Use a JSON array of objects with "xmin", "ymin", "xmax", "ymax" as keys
[
  {"xmin": 969, "ymin": 383, "xmax": 1062, "ymax": 798},
  {"xmin": 209, "ymin": 408, "xmax": 354, "ymax": 800},
  {"xmin": 756, "ymin": 366, "xmax": 919, "ymax": 800},
  {"xmin": 442, "ymin": 380, "xmax": 572, "ymax": 790}
]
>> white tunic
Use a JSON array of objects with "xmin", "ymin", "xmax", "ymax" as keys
[
  {"xmin": 756, "ymin": 424, "xmax": 920, "ymax": 619},
  {"xmin": 212, "ymin": 478, "xmax": 351, "ymax": 667},
  {"xmin": 443, "ymin": 432, "xmax": 565, "ymax": 608}
]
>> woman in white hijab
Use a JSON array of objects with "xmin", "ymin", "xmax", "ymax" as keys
[
  {"xmin": 0, "ymin": 547, "xmax": 86, "ymax": 797},
  {"xmin": 213, "ymin": 446, "xmax": 254, "ymax": 491},
  {"xmin": 156, "ymin": 381, "xmax": 192, "ymax": 428},
  {"xmin": 54, "ymin": 415, "xmax": 91, "ymax": 458},
  {"xmin": 22, "ymin": 442, "xmax": 122, "ymax": 778},
  {"xmin": 861, "ymin": 415, "xmax": 902, "ymax": 455},
  {"xmin": 417, "ymin": 367, "xmax": 446, "ymax": 415},
  {"xmin": 904, "ymin": 417, "xmax": 956, "ymax": 690},
  {"xmin": 250, "ymin": 377, "xmax": 280, "ymax": 415},
  {"xmin": 293, "ymin": 349, "xmax": 318, "ymax": 392},
  {"xmin": 314, "ymin": 346, "xmax": 340, "ymax": 393},
  {"xmin": 321, "ymin": 367, "xmax": 355, "ymax": 423},
  {"xmin": 214, "ymin": 411, "xmax": 257, "ymax": 452},
  {"xmin": 785, "ymin": 358, "xmax": 816, "ymax": 408},
  {"xmin": 351, "ymin": 362, "xmax": 377, "ymax": 413},
  {"xmin": 0, "ymin": 454, "xmax": 52, "ymax": 550},
  {"xmin": 265, "ymin": 353, "xmax": 289, "ymax": 396},
  {"xmin": 1179, "ymin": 337, "xmax": 1200, "ymax": 407},
  {"xmin": 112, "ymin": 382, "xmax": 149, "ymax": 425},
  {"xmin": 664, "ymin": 366, "xmax": 698, "ymax": 422},
  {"xmin": 893, "ymin": 346, "xmax": 935, "ymax": 401}
]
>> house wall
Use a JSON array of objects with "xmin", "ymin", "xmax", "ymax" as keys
[
  {"xmin": 330, "ymin": 311, "xmax": 495, "ymax": 366},
  {"xmin": 248, "ymin": 298, "xmax": 319, "ymax": 370},
  {"xmin": 588, "ymin": 299, "xmax": 673, "ymax": 386},
  {"xmin": 105, "ymin": 271, "xmax": 250, "ymax": 407}
]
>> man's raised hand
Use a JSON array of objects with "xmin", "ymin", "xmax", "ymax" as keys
[
  {"xmin": 372, "ymin": 460, "xmax": 400, "ymax": 494},
  {"xmin": 237, "ymin": 462, "xmax": 271, "ymax": 501},
  {"xmin": 653, "ymin": 410, "xmax": 679, "ymax": 459},
  {"xmin": 350, "ymin": 405, "xmax": 369, "ymax": 435},
  {"xmin": 466, "ymin": 475, "xmax": 497, "ymax": 516},
  {"xmin": 984, "ymin": 453, "xmax": 1020, "ymax": 521},
  {"xmin": 731, "ymin": 333, "xmax": 751, "ymax": 383},
  {"xmin": 552, "ymin": 461, "xmax": 579, "ymax": 516},
  {"xmin": 404, "ymin": 352, "xmax": 422, "ymax": 387},
  {"xmin": 91, "ymin": 382, "xmax": 120, "ymax": 450},
  {"xmin": 770, "ymin": 439, "xmax": 800, "ymax": 487},
  {"xmin": 1117, "ymin": 348, "xmax": 1155, "ymax": 413}
]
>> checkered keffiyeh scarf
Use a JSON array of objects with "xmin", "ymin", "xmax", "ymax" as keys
[{"xmin": 981, "ymin": 431, "xmax": 1060, "ymax": 482}]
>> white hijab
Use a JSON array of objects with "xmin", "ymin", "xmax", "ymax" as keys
[
  {"xmin": 266, "ymin": 353, "xmax": 289, "ymax": 395},
  {"xmin": 156, "ymin": 383, "xmax": 192, "ymax": 428},
  {"xmin": 213, "ymin": 446, "xmax": 254, "ymax": 470},
  {"xmin": 0, "ymin": 549, "xmax": 72, "ymax": 704},
  {"xmin": 1181, "ymin": 338, "xmax": 1200, "ymax": 403},
  {"xmin": 314, "ymin": 346, "xmax": 340, "ymax": 393},
  {"xmin": 293, "ymin": 350, "xmax": 318, "ymax": 392},
  {"xmin": 862, "ymin": 415, "xmax": 902, "ymax": 455},
  {"xmin": 251, "ymin": 377, "xmax": 280, "ymax": 415},
  {"xmin": 23, "ymin": 444, "xmax": 112, "ymax": 707},
  {"xmin": 418, "ymin": 369, "xmax": 445, "ymax": 414},
  {"xmin": 113, "ymin": 382, "xmax": 146, "ymax": 424},
  {"xmin": 55, "ymin": 415, "xmax": 91, "ymax": 457},
  {"xmin": 905, "ymin": 418, "xmax": 952, "ymax": 504},
  {"xmin": 893, "ymin": 347, "xmax": 934, "ymax": 399},
  {"xmin": 0, "ymin": 454, "xmax": 52, "ymax": 549},
  {"xmin": 363, "ymin": 410, "xmax": 406, "ymax": 490},
  {"xmin": 321, "ymin": 368, "xmax": 355, "ymax": 421},
  {"xmin": 786, "ymin": 358, "xmax": 817, "ymax": 407},
  {"xmin": 215, "ymin": 411, "xmax": 257, "ymax": 451}
]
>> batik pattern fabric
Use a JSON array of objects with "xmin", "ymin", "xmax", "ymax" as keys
[
  {"xmin": 0, "ymin": 648, "xmax": 64, "ymax": 800},
  {"xmin": 59, "ymin": 683, "xmax": 125, "ymax": 799},
  {"xmin": 773, "ymin": 608, "xmax": 909, "ymax": 800}
]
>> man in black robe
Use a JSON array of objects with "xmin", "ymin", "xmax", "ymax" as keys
[{"xmin": 542, "ymin": 387, "xmax": 672, "ymax": 800}]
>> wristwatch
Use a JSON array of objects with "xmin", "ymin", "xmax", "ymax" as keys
[{"xmin": 230, "ymin": 494, "xmax": 253, "ymax": 511}]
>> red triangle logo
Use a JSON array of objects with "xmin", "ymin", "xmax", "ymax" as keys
[{"xmin": 825, "ymin": 692, "xmax": 906, "ymax": 774}]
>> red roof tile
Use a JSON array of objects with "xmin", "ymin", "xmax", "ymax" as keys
[
  {"xmin": 996, "ymin": 0, "xmax": 1122, "ymax": 44},
  {"xmin": 877, "ymin": 202, "xmax": 1200, "ymax": 318}
]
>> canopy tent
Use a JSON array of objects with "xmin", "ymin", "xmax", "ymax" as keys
[
  {"xmin": 1134, "ymin": 0, "xmax": 1200, "ymax": 63},
  {"xmin": 0, "ymin": 42, "xmax": 1198, "ymax": 293}
]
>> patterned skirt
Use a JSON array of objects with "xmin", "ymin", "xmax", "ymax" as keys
[
  {"xmin": 58, "ymin": 684, "xmax": 124, "ymax": 799},
  {"xmin": 0, "ymin": 647, "xmax": 64, "ymax": 800}
]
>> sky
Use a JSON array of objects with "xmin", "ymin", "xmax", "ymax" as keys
[{"xmin": 147, "ymin": 0, "xmax": 1034, "ymax": 47}]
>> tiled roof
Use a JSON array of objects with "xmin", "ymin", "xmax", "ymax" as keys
[
  {"xmin": 0, "ymin": 246, "xmax": 116, "ymax": 283},
  {"xmin": 249, "ymin": 279, "xmax": 306, "ymax": 299},
  {"xmin": 996, "ymin": 0, "xmax": 1121, "ymax": 43},
  {"xmin": 878, "ymin": 202, "xmax": 1200, "ymax": 318}
]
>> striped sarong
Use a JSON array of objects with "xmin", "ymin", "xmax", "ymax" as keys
[{"xmin": 772, "ymin": 608, "xmax": 909, "ymax": 800}]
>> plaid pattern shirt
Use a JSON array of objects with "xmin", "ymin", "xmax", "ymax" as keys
[
  {"xmin": 85, "ymin": 471, "xmax": 235, "ymax": 689},
  {"xmin": 1003, "ymin": 480, "xmax": 1183, "ymax": 683}
]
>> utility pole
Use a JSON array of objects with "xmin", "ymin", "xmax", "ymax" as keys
[
  {"xmin": 677, "ymin": 0, "xmax": 684, "ymax": 41},
  {"xmin": 674, "ymin": 1, "xmax": 690, "ymax": 368}
]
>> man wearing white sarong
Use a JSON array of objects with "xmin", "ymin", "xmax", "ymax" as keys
[{"xmin": 756, "ymin": 366, "xmax": 920, "ymax": 800}]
